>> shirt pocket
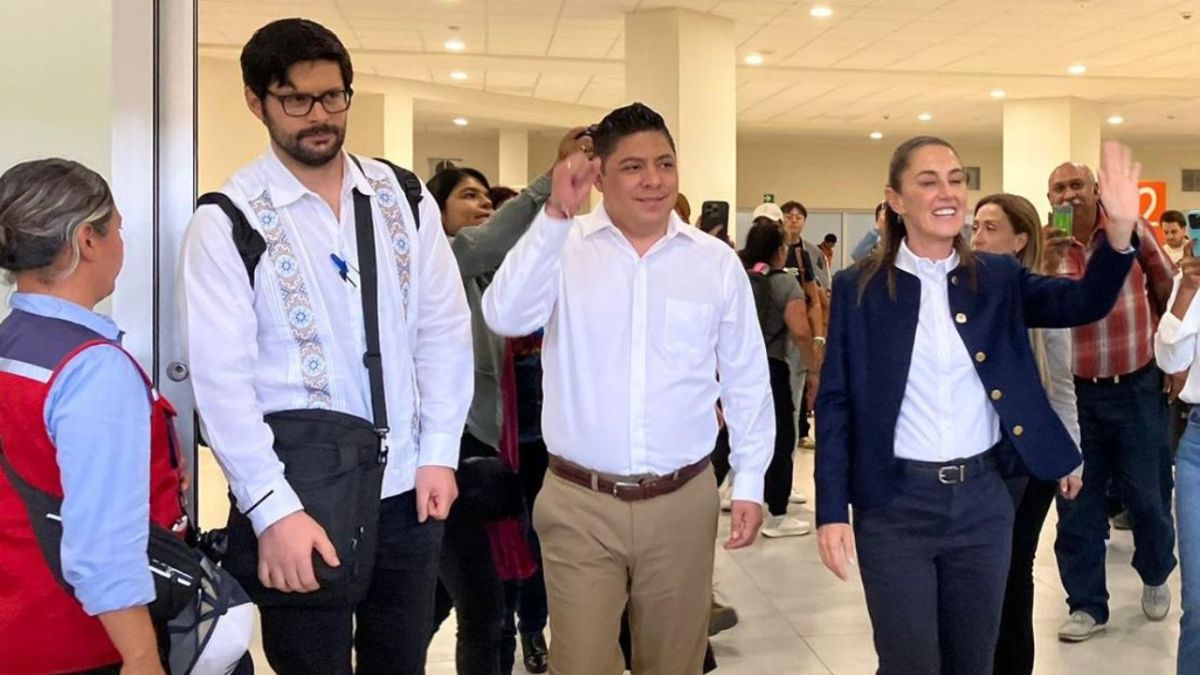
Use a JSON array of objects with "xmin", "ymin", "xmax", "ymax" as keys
[{"xmin": 663, "ymin": 299, "xmax": 715, "ymax": 359}]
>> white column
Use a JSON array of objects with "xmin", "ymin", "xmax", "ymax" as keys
[
  {"xmin": 498, "ymin": 128, "xmax": 529, "ymax": 188},
  {"xmin": 625, "ymin": 9, "xmax": 736, "ymax": 234},
  {"xmin": 383, "ymin": 92, "xmax": 414, "ymax": 170},
  {"xmin": 1003, "ymin": 98, "xmax": 1101, "ymax": 208}
]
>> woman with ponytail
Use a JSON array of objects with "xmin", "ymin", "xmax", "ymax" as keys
[
  {"xmin": 814, "ymin": 138, "xmax": 1142, "ymax": 674},
  {"xmin": 970, "ymin": 192, "xmax": 1083, "ymax": 674}
]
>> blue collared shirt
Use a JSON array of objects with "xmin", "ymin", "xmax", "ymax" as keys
[{"xmin": 11, "ymin": 293, "xmax": 154, "ymax": 616}]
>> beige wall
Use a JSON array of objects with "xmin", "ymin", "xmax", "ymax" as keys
[
  {"xmin": 198, "ymin": 57, "xmax": 384, "ymax": 193},
  {"xmin": 737, "ymin": 138, "xmax": 1005, "ymax": 211},
  {"xmin": 1, "ymin": 0, "xmax": 113, "ymax": 314},
  {"xmin": 1133, "ymin": 144, "xmax": 1200, "ymax": 213}
]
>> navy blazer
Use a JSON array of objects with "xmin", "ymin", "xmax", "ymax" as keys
[{"xmin": 814, "ymin": 236, "xmax": 1136, "ymax": 526}]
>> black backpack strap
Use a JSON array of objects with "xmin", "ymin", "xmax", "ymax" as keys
[
  {"xmin": 348, "ymin": 155, "xmax": 423, "ymax": 231},
  {"xmin": 196, "ymin": 192, "xmax": 266, "ymax": 289}
]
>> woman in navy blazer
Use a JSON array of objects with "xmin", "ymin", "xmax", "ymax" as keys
[{"xmin": 814, "ymin": 137, "xmax": 1141, "ymax": 675}]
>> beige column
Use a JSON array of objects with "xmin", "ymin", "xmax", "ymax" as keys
[
  {"xmin": 1003, "ymin": 98, "xmax": 1101, "ymax": 210},
  {"xmin": 625, "ymin": 9, "xmax": 736, "ymax": 234},
  {"xmin": 498, "ymin": 128, "xmax": 529, "ymax": 188},
  {"xmin": 383, "ymin": 92, "xmax": 414, "ymax": 169}
]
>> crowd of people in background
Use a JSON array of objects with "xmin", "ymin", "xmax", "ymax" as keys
[{"xmin": 4, "ymin": 13, "xmax": 1200, "ymax": 675}]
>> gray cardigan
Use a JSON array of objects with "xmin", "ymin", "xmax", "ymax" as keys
[{"xmin": 450, "ymin": 174, "xmax": 552, "ymax": 449}]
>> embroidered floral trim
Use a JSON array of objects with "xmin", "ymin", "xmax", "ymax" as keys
[
  {"xmin": 248, "ymin": 190, "xmax": 332, "ymax": 409},
  {"xmin": 364, "ymin": 174, "xmax": 420, "ymax": 444},
  {"xmin": 365, "ymin": 176, "xmax": 413, "ymax": 316}
]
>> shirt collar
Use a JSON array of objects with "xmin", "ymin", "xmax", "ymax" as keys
[
  {"xmin": 580, "ymin": 201, "xmax": 694, "ymax": 244},
  {"xmin": 261, "ymin": 146, "xmax": 374, "ymax": 209},
  {"xmin": 9, "ymin": 292, "xmax": 122, "ymax": 341},
  {"xmin": 895, "ymin": 238, "xmax": 960, "ymax": 278}
]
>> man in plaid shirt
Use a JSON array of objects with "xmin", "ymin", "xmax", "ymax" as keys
[{"xmin": 1044, "ymin": 162, "xmax": 1179, "ymax": 642}]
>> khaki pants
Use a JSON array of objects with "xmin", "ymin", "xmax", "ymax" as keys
[{"xmin": 532, "ymin": 463, "xmax": 719, "ymax": 675}]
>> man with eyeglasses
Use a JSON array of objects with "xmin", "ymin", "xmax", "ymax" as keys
[{"xmin": 179, "ymin": 18, "xmax": 472, "ymax": 674}]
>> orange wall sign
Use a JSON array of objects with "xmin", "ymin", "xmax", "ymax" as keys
[{"xmin": 1140, "ymin": 181, "xmax": 1167, "ymax": 244}]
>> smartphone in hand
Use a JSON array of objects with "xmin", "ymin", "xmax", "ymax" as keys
[
  {"xmin": 1052, "ymin": 204, "xmax": 1074, "ymax": 237},
  {"xmin": 1187, "ymin": 210, "xmax": 1200, "ymax": 256}
]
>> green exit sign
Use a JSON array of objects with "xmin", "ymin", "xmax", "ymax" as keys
[{"xmin": 763, "ymin": 193, "xmax": 775, "ymax": 203}]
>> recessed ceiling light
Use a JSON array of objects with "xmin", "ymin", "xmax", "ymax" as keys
[
  {"xmin": 870, "ymin": 131, "xmax": 884, "ymax": 140},
  {"xmin": 444, "ymin": 38, "xmax": 466, "ymax": 51},
  {"xmin": 917, "ymin": 113, "xmax": 933, "ymax": 122},
  {"xmin": 1107, "ymin": 115, "xmax": 1124, "ymax": 125},
  {"xmin": 452, "ymin": 117, "xmax": 469, "ymax": 127},
  {"xmin": 810, "ymin": 5, "xmax": 834, "ymax": 18},
  {"xmin": 1068, "ymin": 64, "xmax": 1087, "ymax": 75},
  {"xmin": 990, "ymin": 89, "xmax": 1007, "ymax": 99},
  {"xmin": 449, "ymin": 71, "xmax": 468, "ymax": 81},
  {"xmin": 744, "ymin": 52, "xmax": 765, "ymax": 65}
]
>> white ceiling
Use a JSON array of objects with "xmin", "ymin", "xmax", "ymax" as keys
[{"xmin": 199, "ymin": 0, "xmax": 1200, "ymax": 141}]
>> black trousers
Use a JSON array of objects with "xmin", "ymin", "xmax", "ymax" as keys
[
  {"xmin": 432, "ymin": 432, "xmax": 508, "ymax": 675},
  {"xmin": 259, "ymin": 490, "xmax": 443, "ymax": 675},
  {"xmin": 502, "ymin": 438, "xmax": 550, "ymax": 672},
  {"xmin": 855, "ymin": 459, "xmax": 1014, "ymax": 675},
  {"xmin": 763, "ymin": 357, "xmax": 796, "ymax": 517},
  {"xmin": 994, "ymin": 477, "xmax": 1057, "ymax": 675}
]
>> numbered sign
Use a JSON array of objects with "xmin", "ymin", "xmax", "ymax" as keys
[{"xmin": 1139, "ymin": 181, "xmax": 1167, "ymax": 245}]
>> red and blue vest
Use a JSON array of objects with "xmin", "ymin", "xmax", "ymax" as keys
[{"xmin": 0, "ymin": 309, "xmax": 185, "ymax": 673}]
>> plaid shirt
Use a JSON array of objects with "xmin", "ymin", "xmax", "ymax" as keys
[{"xmin": 1061, "ymin": 214, "xmax": 1174, "ymax": 379}]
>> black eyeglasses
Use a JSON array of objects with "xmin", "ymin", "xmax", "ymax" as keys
[{"xmin": 267, "ymin": 88, "xmax": 353, "ymax": 117}]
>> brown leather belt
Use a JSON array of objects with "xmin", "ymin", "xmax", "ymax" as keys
[{"xmin": 548, "ymin": 454, "xmax": 711, "ymax": 502}]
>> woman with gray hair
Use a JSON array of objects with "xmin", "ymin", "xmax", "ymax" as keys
[{"xmin": 0, "ymin": 158, "xmax": 186, "ymax": 674}]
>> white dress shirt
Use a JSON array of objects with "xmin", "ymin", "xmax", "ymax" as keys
[
  {"xmin": 893, "ymin": 240, "xmax": 1001, "ymax": 462},
  {"xmin": 180, "ymin": 148, "xmax": 473, "ymax": 534},
  {"xmin": 482, "ymin": 204, "xmax": 774, "ymax": 502},
  {"xmin": 1155, "ymin": 276, "xmax": 1200, "ymax": 403}
]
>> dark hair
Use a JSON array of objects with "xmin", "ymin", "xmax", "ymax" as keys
[
  {"xmin": 739, "ymin": 219, "xmax": 786, "ymax": 268},
  {"xmin": 674, "ymin": 193, "xmax": 692, "ymax": 223},
  {"xmin": 241, "ymin": 19, "xmax": 354, "ymax": 101},
  {"xmin": 858, "ymin": 135, "xmax": 976, "ymax": 299},
  {"xmin": 488, "ymin": 186, "xmax": 519, "ymax": 210},
  {"xmin": 592, "ymin": 103, "xmax": 676, "ymax": 163},
  {"xmin": 426, "ymin": 167, "xmax": 491, "ymax": 213},
  {"xmin": 823, "ymin": 233, "xmax": 838, "ymax": 245},
  {"xmin": 874, "ymin": 201, "xmax": 887, "ymax": 220},
  {"xmin": 0, "ymin": 158, "xmax": 114, "ymax": 283},
  {"xmin": 1162, "ymin": 209, "xmax": 1187, "ymax": 227},
  {"xmin": 780, "ymin": 201, "xmax": 808, "ymax": 218},
  {"xmin": 975, "ymin": 193, "xmax": 1043, "ymax": 271}
]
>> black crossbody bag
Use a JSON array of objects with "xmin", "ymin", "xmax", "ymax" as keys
[{"xmin": 218, "ymin": 186, "xmax": 393, "ymax": 609}]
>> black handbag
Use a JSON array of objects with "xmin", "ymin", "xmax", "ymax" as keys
[
  {"xmin": 218, "ymin": 186, "xmax": 393, "ymax": 609},
  {"xmin": 455, "ymin": 455, "xmax": 525, "ymax": 521},
  {"xmin": 0, "ymin": 441, "xmax": 201, "ymax": 624}
]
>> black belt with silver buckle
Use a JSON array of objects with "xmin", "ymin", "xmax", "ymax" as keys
[{"xmin": 899, "ymin": 450, "xmax": 998, "ymax": 485}]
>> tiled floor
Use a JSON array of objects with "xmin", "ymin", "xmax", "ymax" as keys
[{"xmin": 196, "ymin": 445, "xmax": 1182, "ymax": 674}]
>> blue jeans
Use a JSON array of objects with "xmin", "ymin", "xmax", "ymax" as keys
[
  {"xmin": 1055, "ymin": 365, "xmax": 1177, "ymax": 624},
  {"xmin": 1178, "ymin": 408, "xmax": 1200, "ymax": 674}
]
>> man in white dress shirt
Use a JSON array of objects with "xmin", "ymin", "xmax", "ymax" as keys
[
  {"xmin": 179, "ymin": 19, "xmax": 472, "ymax": 675},
  {"xmin": 483, "ymin": 103, "xmax": 774, "ymax": 675}
]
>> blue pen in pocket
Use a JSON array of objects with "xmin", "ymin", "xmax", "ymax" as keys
[{"xmin": 330, "ymin": 253, "xmax": 359, "ymax": 287}]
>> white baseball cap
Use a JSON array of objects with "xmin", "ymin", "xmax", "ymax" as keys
[{"xmin": 751, "ymin": 202, "xmax": 784, "ymax": 223}]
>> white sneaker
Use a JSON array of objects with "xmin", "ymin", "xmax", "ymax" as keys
[
  {"xmin": 1143, "ymin": 582, "xmax": 1171, "ymax": 621},
  {"xmin": 1057, "ymin": 611, "xmax": 1106, "ymax": 642},
  {"xmin": 761, "ymin": 514, "xmax": 811, "ymax": 538},
  {"xmin": 788, "ymin": 489, "xmax": 808, "ymax": 505}
]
